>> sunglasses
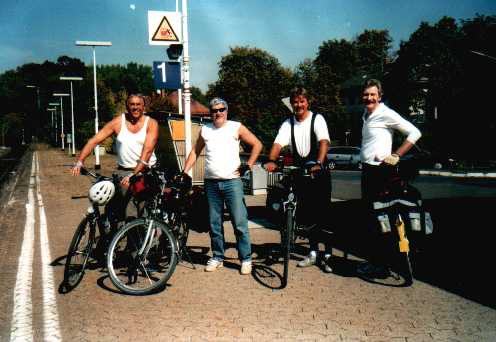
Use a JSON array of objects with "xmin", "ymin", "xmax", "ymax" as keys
[{"xmin": 210, "ymin": 107, "xmax": 226, "ymax": 114}]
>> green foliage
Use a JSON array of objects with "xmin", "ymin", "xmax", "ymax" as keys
[{"xmin": 206, "ymin": 46, "xmax": 294, "ymax": 148}]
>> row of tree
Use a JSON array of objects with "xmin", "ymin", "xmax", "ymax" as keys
[{"xmin": 1, "ymin": 14, "xmax": 495, "ymax": 161}]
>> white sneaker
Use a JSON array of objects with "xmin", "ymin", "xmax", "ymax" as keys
[
  {"xmin": 297, "ymin": 253, "xmax": 317, "ymax": 267},
  {"xmin": 322, "ymin": 255, "xmax": 333, "ymax": 273},
  {"xmin": 240, "ymin": 260, "xmax": 252, "ymax": 275},
  {"xmin": 205, "ymin": 258, "xmax": 223, "ymax": 272}
]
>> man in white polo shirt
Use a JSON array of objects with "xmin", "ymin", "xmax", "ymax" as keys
[{"xmin": 358, "ymin": 79, "xmax": 421, "ymax": 276}]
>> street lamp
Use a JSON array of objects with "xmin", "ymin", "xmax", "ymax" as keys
[
  {"xmin": 53, "ymin": 93, "xmax": 70, "ymax": 151},
  {"xmin": 60, "ymin": 76, "xmax": 83, "ymax": 156},
  {"xmin": 26, "ymin": 85, "xmax": 41, "ymax": 142},
  {"xmin": 47, "ymin": 107, "xmax": 57, "ymax": 144},
  {"xmin": 76, "ymin": 40, "xmax": 112, "ymax": 169},
  {"xmin": 49, "ymin": 102, "xmax": 60, "ymax": 145},
  {"xmin": 26, "ymin": 85, "xmax": 40, "ymax": 110}
]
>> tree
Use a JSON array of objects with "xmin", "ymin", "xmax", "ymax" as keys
[
  {"xmin": 207, "ymin": 46, "xmax": 293, "ymax": 147},
  {"xmin": 355, "ymin": 29, "xmax": 393, "ymax": 77}
]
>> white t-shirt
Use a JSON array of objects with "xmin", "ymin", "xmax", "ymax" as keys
[
  {"xmin": 202, "ymin": 120, "xmax": 241, "ymax": 179},
  {"xmin": 116, "ymin": 114, "xmax": 157, "ymax": 168},
  {"xmin": 361, "ymin": 103, "xmax": 421, "ymax": 165},
  {"xmin": 274, "ymin": 112, "xmax": 330, "ymax": 158}
]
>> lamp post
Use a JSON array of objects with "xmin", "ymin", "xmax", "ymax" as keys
[
  {"xmin": 53, "ymin": 93, "xmax": 70, "ymax": 150},
  {"xmin": 47, "ymin": 108, "xmax": 56, "ymax": 144},
  {"xmin": 49, "ymin": 102, "xmax": 60, "ymax": 145},
  {"xmin": 76, "ymin": 40, "xmax": 112, "ymax": 169},
  {"xmin": 60, "ymin": 77, "xmax": 83, "ymax": 156},
  {"xmin": 26, "ymin": 85, "xmax": 41, "ymax": 142},
  {"xmin": 26, "ymin": 85, "xmax": 40, "ymax": 110}
]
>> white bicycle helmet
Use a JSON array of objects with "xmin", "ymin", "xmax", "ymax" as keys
[{"xmin": 88, "ymin": 180, "xmax": 115, "ymax": 205}]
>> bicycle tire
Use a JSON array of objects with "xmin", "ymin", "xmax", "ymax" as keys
[
  {"xmin": 107, "ymin": 218, "xmax": 178, "ymax": 295},
  {"xmin": 281, "ymin": 207, "xmax": 294, "ymax": 287},
  {"xmin": 63, "ymin": 216, "xmax": 95, "ymax": 290}
]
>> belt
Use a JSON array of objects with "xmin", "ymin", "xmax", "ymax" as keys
[{"xmin": 117, "ymin": 165, "xmax": 134, "ymax": 171}]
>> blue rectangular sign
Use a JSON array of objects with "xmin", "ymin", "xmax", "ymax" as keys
[{"xmin": 153, "ymin": 61, "xmax": 182, "ymax": 89}]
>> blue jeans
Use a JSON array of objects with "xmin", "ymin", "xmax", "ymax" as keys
[{"xmin": 204, "ymin": 178, "xmax": 251, "ymax": 262}]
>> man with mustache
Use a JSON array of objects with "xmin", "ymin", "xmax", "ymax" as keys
[
  {"xmin": 358, "ymin": 79, "xmax": 421, "ymax": 276},
  {"xmin": 265, "ymin": 87, "xmax": 333, "ymax": 273},
  {"xmin": 71, "ymin": 94, "xmax": 158, "ymax": 218},
  {"xmin": 183, "ymin": 97, "xmax": 262, "ymax": 275}
]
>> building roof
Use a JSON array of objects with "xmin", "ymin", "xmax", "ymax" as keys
[{"xmin": 166, "ymin": 90, "xmax": 210, "ymax": 116}]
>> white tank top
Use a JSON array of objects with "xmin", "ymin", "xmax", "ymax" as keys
[
  {"xmin": 202, "ymin": 120, "xmax": 241, "ymax": 179},
  {"xmin": 116, "ymin": 114, "xmax": 157, "ymax": 168}
]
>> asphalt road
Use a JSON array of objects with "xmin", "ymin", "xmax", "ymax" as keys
[{"xmin": 331, "ymin": 170, "xmax": 496, "ymax": 200}]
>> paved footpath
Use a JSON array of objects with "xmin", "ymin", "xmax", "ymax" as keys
[{"xmin": 1, "ymin": 145, "xmax": 495, "ymax": 342}]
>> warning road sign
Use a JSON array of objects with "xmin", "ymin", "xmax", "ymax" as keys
[{"xmin": 148, "ymin": 11, "xmax": 182, "ymax": 46}]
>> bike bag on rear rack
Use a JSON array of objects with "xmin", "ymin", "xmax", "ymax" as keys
[{"xmin": 372, "ymin": 183, "xmax": 433, "ymax": 235}]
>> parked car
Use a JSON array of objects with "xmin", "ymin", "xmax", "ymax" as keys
[{"xmin": 327, "ymin": 146, "xmax": 362, "ymax": 170}]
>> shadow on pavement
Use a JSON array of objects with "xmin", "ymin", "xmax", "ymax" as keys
[
  {"xmin": 327, "ymin": 197, "xmax": 496, "ymax": 309},
  {"xmin": 248, "ymin": 197, "xmax": 496, "ymax": 308}
]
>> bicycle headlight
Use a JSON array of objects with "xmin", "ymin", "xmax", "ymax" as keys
[{"xmin": 271, "ymin": 202, "xmax": 281, "ymax": 211}]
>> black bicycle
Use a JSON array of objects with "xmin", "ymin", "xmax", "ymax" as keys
[
  {"xmin": 365, "ymin": 162, "xmax": 432, "ymax": 287},
  {"xmin": 266, "ymin": 162, "xmax": 320, "ymax": 288},
  {"xmin": 106, "ymin": 169, "xmax": 193, "ymax": 295},
  {"xmin": 63, "ymin": 167, "xmax": 128, "ymax": 291}
]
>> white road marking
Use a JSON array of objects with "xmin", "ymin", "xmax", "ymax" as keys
[
  {"xmin": 10, "ymin": 157, "xmax": 35, "ymax": 342},
  {"xmin": 35, "ymin": 152, "xmax": 62, "ymax": 342}
]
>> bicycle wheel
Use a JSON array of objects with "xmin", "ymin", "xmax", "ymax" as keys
[
  {"xmin": 281, "ymin": 207, "xmax": 295, "ymax": 288},
  {"xmin": 64, "ymin": 216, "xmax": 95, "ymax": 290},
  {"xmin": 107, "ymin": 218, "xmax": 178, "ymax": 295}
]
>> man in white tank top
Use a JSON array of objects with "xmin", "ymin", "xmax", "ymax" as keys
[
  {"xmin": 183, "ymin": 98, "xmax": 262, "ymax": 275},
  {"xmin": 71, "ymin": 94, "xmax": 158, "ymax": 187},
  {"xmin": 70, "ymin": 94, "xmax": 158, "ymax": 221}
]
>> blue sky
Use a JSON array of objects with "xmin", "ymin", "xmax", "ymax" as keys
[{"xmin": 1, "ymin": 0, "xmax": 495, "ymax": 92}]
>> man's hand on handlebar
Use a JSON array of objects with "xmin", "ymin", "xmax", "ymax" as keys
[
  {"xmin": 71, "ymin": 160, "xmax": 84, "ymax": 176},
  {"xmin": 120, "ymin": 173, "xmax": 135, "ymax": 188},
  {"xmin": 264, "ymin": 161, "xmax": 278, "ymax": 172}
]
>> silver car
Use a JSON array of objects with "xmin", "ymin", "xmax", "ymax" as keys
[{"xmin": 327, "ymin": 146, "xmax": 362, "ymax": 170}]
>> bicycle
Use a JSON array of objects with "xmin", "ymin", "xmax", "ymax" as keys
[
  {"xmin": 106, "ymin": 169, "xmax": 193, "ymax": 295},
  {"xmin": 365, "ymin": 162, "xmax": 433, "ymax": 287},
  {"xmin": 63, "ymin": 166, "xmax": 130, "ymax": 292},
  {"xmin": 266, "ymin": 161, "xmax": 325, "ymax": 288}
]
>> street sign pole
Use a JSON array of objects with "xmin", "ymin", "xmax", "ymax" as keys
[{"xmin": 182, "ymin": 0, "xmax": 192, "ymax": 177}]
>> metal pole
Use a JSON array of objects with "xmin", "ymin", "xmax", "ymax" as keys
[
  {"xmin": 54, "ymin": 107, "xmax": 58, "ymax": 145},
  {"xmin": 92, "ymin": 46, "xmax": 101, "ymax": 169},
  {"xmin": 182, "ymin": 0, "xmax": 192, "ymax": 177},
  {"xmin": 60, "ymin": 97, "xmax": 65, "ymax": 150},
  {"xmin": 36, "ymin": 87, "xmax": 40, "ymax": 110},
  {"xmin": 70, "ymin": 82, "xmax": 76, "ymax": 156}
]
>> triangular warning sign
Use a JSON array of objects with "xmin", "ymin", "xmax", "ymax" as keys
[{"xmin": 152, "ymin": 16, "xmax": 179, "ymax": 42}]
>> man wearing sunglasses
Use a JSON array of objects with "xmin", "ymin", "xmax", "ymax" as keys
[{"xmin": 183, "ymin": 97, "xmax": 262, "ymax": 275}]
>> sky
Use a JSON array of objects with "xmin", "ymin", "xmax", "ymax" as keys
[{"xmin": 1, "ymin": 0, "xmax": 495, "ymax": 92}]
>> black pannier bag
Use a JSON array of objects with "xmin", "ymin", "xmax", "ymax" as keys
[{"xmin": 186, "ymin": 185, "xmax": 210, "ymax": 233}]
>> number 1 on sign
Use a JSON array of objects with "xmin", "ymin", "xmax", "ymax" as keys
[{"xmin": 157, "ymin": 62, "xmax": 167, "ymax": 82}]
